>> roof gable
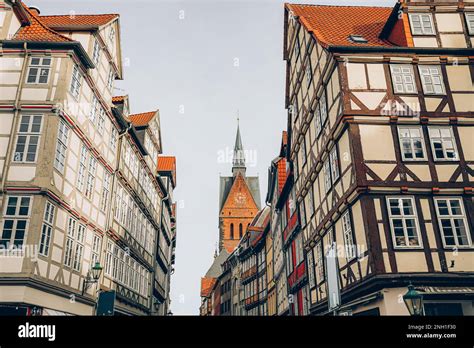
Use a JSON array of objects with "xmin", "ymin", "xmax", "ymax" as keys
[{"xmin": 220, "ymin": 173, "xmax": 259, "ymax": 214}]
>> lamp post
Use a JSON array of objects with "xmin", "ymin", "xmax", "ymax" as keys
[
  {"xmin": 81, "ymin": 262, "xmax": 103, "ymax": 296},
  {"xmin": 403, "ymin": 283, "xmax": 424, "ymax": 316}
]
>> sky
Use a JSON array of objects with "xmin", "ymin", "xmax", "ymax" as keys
[{"xmin": 29, "ymin": 0, "xmax": 395, "ymax": 315}]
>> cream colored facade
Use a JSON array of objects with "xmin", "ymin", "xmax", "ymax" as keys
[
  {"xmin": 285, "ymin": 0, "xmax": 474, "ymax": 316},
  {"xmin": 0, "ymin": 1, "xmax": 175, "ymax": 316}
]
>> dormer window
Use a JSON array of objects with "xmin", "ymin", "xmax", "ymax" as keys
[
  {"xmin": 409, "ymin": 13, "xmax": 435, "ymax": 35},
  {"xmin": 348, "ymin": 35, "xmax": 367, "ymax": 44},
  {"xmin": 466, "ymin": 13, "xmax": 474, "ymax": 35}
]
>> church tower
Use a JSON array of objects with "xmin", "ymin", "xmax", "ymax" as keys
[{"xmin": 218, "ymin": 122, "xmax": 261, "ymax": 253}]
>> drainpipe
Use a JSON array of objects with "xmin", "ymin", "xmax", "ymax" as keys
[{"xmin": 0, "ymin": 42, "xmax": 29, "ymax": 212}]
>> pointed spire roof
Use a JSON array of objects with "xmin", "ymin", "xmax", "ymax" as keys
[{"xmin": 232, "ymin": 119, "xmax": 245, "ymax": 169}]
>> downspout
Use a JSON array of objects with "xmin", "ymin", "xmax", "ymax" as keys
[{"xmin": 0, "ymin": 42, "xmax": 29, "ymax": 210}]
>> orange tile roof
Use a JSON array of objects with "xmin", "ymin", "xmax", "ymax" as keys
[
  {"xmin": 39, "ymin": 14, "xmax": 119, "ymax": 29},
  {"xmin": 14, "ymin": 4, "xmax": 74, "ymax": 43},
  {"xmin": 200, "ymin": 277, "xmax": 217, "ymax": 298},
  {"xmin": 112, "ymin": 95, "xmax": 126, "ymax": 103},
  {"xmin": 128, "ymin": 111, "xmax": 156, "ymax": 127},
  {"xmin": 286, "ymin": 4, "xmax": 394, "ymax": 48},
  {"xmin": 157, "ymin": 156, "xmax": 176, "ymax": 172},
  {"xmin": 277, "ymin": 157, "xmax": 287, "ymax": 193}
]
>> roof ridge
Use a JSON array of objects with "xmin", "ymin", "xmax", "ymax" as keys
[
  {"xmin": 287, "ymin": 3, "xmax": 391, "ymax": 9},
  {"xmin": 39, "ymin": 13, "xmax": 119, "ymax": 18}
]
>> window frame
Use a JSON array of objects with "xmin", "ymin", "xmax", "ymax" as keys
[
  {"xmin": 69, "ymin": 65, "xmax": 83, "ymax": 100},
  {"xmin": 1, "ymin": 196, "xmax": 32, "ymax": 249},
  {"xmin": 13, "ymin": 114, "xmax": 43, "ymax": 163},
  {"xmin": 434, "ymin": 197, "xmax": 472, "ymax": 249},
  {"xmin": 26, "ymin": 57, "xmax": 52, "ymax": 84},
  {"xmin": 466, "ymin": 13, "xmax": 474, "ymax": 35},
  {"xmin": 398, "ymin": 126, "xmax": 427, "ymax": 161},
  {"xmin": 390, "ymin": 64, "xmax": 417, "ymax": 95},
  {"xmin": 418, "ymin": 65, "xmax": 445, "ymax": 95},
  {"xmin": 342, "ymin": 210, "xmax": 356, "ymax": 261},
  {"xmin": 409, "ymin": 13, "xmax": 435, "ymax": 36},
  {"xmin": 428, "ymin": 126, "xmax": 459, "ymax": 162},
  {"xmin": 39, "ymin": 201, "xmax": 55, "ymax": 256},
  {"xmin": 54, "ymin": 120, "xmax": 69, "ymax": 173},
  {"xmin": 386, "ymin": 196, "xmax": 423, "ymax": 249}
]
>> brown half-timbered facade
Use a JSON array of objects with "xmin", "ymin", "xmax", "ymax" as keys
[{"xmin": 284, "ymin": 0, "xmax": 474, "ymax": 316}]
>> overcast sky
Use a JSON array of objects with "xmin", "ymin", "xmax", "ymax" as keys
[{"xmin": 30, "ymin": 0, "xmax": 395, "ymax": 315}]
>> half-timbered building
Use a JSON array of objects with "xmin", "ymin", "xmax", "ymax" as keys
[
  {"xmin": 284, "ymin": 0, "xmax": 474, "ymax": 315},
  {"xmin": 0, "ymin": 1, "xmax": 177, "ymax": 316}
]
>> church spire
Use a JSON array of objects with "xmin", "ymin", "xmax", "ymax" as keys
[{"xmin": 232, "ymin": 118, "xmax": 246, "ymax": 177}]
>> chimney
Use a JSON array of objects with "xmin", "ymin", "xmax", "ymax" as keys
[{"xmin": 29, "ymin": 6, "xmax": 41, "ymax": 16}]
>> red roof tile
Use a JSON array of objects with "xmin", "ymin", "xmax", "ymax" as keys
[
  {"xmin": 39, "ymin": 14, "xmax": 119, "ymax": 29},
  {"xmin": 277, "ymin": 157, "xmax": 287, "ymax": 193},
  {"xmin": 286, "ymin": 4, "xmax": 394, "ymax": 48},
  {"xmin": 128, "ymin": 111, "xmax": 156, "ymax": 127},
  {"xmin": 112, "ymin": 95, "xmax": 126, "ymax": 103},
  {"xmin": 14, "ymin": 4, "xmax": 74, "ymax": 43},
  {"xmin": 157, "ymin": 156, "xmax": 176, "ymax": 173},
  {"xmin": 200, "ymin": 277, "xmax": 217, "ymax": 297}
]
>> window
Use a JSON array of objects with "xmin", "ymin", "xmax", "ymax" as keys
[
  {"xmin": 299, "ymin": 201, "xmax": 306, "ymax": 227},
  {"xmin": 315, "ymin": 107, "xmax": 322, "ymax": 136},
  {"xmin": 92, "ymin": 39, "xmax": 101, "ymax": 65},
  {"xmin": 110, "ymin": 127, "xmax": 118, "ymax": 149},
  {"xmin": 26, "ymin": 57, "xmax": 51, "ymax": 84},
  {"xmin": 294, "ymin": 37, "xmax": 300, "ymax": 59},
  {"xmin": 69, "ymin": 65, "xmax": 82, "ymax": 100},
  {"xmin": 230, "ymin": 223, "xmax": 234, "ymax": 239},
  {"xmin": 409, "ymin": 13, "xmax": 435, "ymax": 35},
  {"xmin": 77, "ymin": 145, "xmax": 88, "ymax": 191},
  {"xmin": 348, "ymin": 35, "xmax": 368, "ymax": 43},
  {"xmin": 398, "ymin": 126, "xmax": 426, "ymax": 161},
  {"xmin": 97, "ymin": 108, "xmax": 105, "ymax": 134},
  {"xmin": 101, "ymin": 171, "xmax": 111, "ymax": 212},
  {"xmin": 314, "ymin": 242, "xmax": 324, "ymax": 282},
  {"xmin": 39, "ymin": 201, "xmax": 55, "ymax": 256},
  {"xmin": 307, "ymin": 186, "xmax": 315, "ymax": 218},
  {"xmin": 107, "ymin": 68, "xmax": 115, "ymax": 90},
  {"xmin": 13, "ymin": 115, "xmax": 42, "ymax": 163},
  {"xmin": 387, "ymin": 197, "xmax": 421, "ymax": 248},
  {"xmin": 54, "ymin": 120, "xmax": 69, "ymax": 173},
  {"xmin": 466, "ymin": 13, "xmax": 474, "ymax": 35},
  {"xmin": 307, "ymin": 249, "xmax": 315, "ymax": 288},
  {"xmin": 342, "ymin": 211, "xmax": 356, "ymax": 261},
  {"xmin": 109, "ymin": 27, "xmax": 115, "ymax": 44},
  {"xmin": 305, "ymin": 58, "xmax": 313, "ymax": 85},
  {"xmin": 419, "ymin": 66, "xmax": 445, "ymax": 95},
  {"xmin": 295, "ymin": 234, "xmax": 304, "ymax": 265},
  {"xmin": 428, "ymin": 127, "xmax": 458, "ymax": 161},
  {"xmin": 390, "ymin": 65, "xmax": 417, "ymax": 94},
  {"xmin": 1, "ymin": 196, "xmax": 31, "ymax": 248},
  {"xmin": 91, "ymin": 234, "xmax": 102, "ymax": 266},
  {"xmin": 434, "ymin": 198, "xmax": 471, "ymax": 248},
  {"xmin": 301, "ymin": 138, "xmax": 307, "ymax": 166},
  {"xmin": 323, "ymin": 159, "xmax": 331, "ymax": 193},
  {"xmin": 239, "ymin": 223, "xmax": 243, "ymax": 238},
  {"xmin": 329, "ymin": 147, "xmax": 340, "ymax": 183},
  {"xmin": 90, "ymin": 96, "xmax": 98, "ymax": 124},
  {"xmin": 64, "ymin": 217, "xmax": 85, "ymax": 271},
  {"xmin": 319, "ymin": 89, "xmax": 328, "ymax": 126}
]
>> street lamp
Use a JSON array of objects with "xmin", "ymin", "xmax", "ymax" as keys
[
  {"xmin": 82, "ymin": 262, "xmax": 103, "ymax": 296},
  {"xmin": 403, "ymin": 283, "xmax": 424, "ymax": 316}
]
